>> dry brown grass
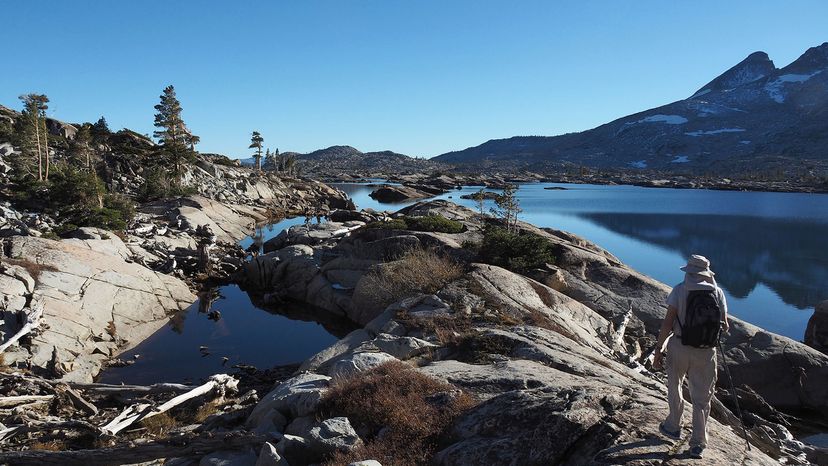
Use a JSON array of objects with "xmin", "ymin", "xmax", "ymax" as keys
[
  {"xmin": 29, "ymin": 439, "xmax": 67, "ymax": 451},
  {"xmin": 356, "ymin": 247, "xmax": 464, "ymax": 312},
  {"xmin": 139, "ymin": 413, "xmax": 179, "ymax": 436},
  {"xmin": 319, "ymin": 361, "xmax": 477, "ymax": 466},
  {"xmin": 0, "ymin": 257, "xmax": 58, "ymax": 281},
  {"xmin": 396, "ymin": 310, "xmax": 473, "ymax": 346}
]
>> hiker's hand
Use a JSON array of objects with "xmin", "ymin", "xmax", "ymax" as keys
[{"xmin": 653, "ymin": 351, "xmax": 664, "ymax": 371}]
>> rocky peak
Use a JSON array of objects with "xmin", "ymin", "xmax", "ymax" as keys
[
  {"xmin": 780, "ymin": 41, "xmax": 828, "ymax": 74},
  {"xmin": 305, "ymin": 145, "xmax": 363, "ymax": 159},
  {"xmin": 691, "ymin": 50, "xmax": 776, "ymax": 97}
]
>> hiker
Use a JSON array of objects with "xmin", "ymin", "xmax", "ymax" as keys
[{"xmin": 653, "ymin": 254, "xmax": 729, "ymax": 459}]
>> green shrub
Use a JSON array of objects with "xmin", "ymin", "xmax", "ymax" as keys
[
  {"xmin": 405, "ymin": 215, "xmax": 465, "ymax": 233},
  {"xmin": 365, "ymin": 215, "xmax": 464, "ymax": 234},
  {"xmin": 474, "ymin": 226, "xmax": 556, "ymax": 272},
  {"xmin": 138, "ymin": 167, "xmax": 197, "ymax": 201},
  {"xmin": 366, "ymin": 218, "xmax": 409, "ymax": 230}
]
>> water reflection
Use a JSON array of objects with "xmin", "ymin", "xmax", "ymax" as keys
[
  {"xmin": 99, "ymin": 285, "xmax": 353, "ymax": 385},
  {"xmin": 579, "ymin": 212, "xmax": 828, "ymax": 310}
]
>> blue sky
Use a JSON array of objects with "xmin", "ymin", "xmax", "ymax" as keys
[{"xmin": 2, "ymin": 1, "xmax": 826, "ymax": 158}]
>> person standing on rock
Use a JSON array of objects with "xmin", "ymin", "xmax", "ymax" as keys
[{"xmin": 653, "ymin": 254, "xmax": 729, "ymax": 459}]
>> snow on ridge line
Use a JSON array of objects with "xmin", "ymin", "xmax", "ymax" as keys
[
  {"xmin": 685, "ymin": 128, "xmax": 746, "ymax": 137},
  {"xmin": 636, "ymin": 114, "xmax": 688, "ymax": 125},
  {"xmin": 764, "ymin": 70, "xmax": 824, "ymax": 103}
]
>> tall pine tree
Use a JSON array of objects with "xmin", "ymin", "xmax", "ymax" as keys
[
  {"xmin": 153, "ymin": 85, "xmax": 195, "ymax": 180},
  {"xmin": 249, "ymin": 131, "xmax": 264, "ymax": 171},
  {"xmin": 18, "ymin": 94, "xmax": 50, "ymax": 181}
]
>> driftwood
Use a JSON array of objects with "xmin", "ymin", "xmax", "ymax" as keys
[
  {"xmin": 0, "ymin": 395, "xmax": 53, "ymax": 408},
  {"xmin": 0, "ymin": 431, "xmax": 266, "ymax": 466},
  {"xmin": 0, "ymin": 417, "xmax": 99, "ymax": 443},
  {"xmin": 0, "ymin": 301, "xmax": 43, "ymax": 353},
  {"xmin": 101, "ymin": 374, "xmax": 238, "ymax": 436}
]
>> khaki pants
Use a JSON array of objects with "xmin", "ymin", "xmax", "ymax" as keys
[{"xmin": 663, "ymin": 336, "xmax": 717, "ymax": 447}]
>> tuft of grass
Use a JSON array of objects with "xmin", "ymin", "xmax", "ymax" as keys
[
  {"xmin": 139, "ymin": 413, "xmax": 179, "ymax": 436},
  {"xmin": 0, "ymin": 258, "xmax": 59, "ymax": 281},
  {"xmin": 319, "ymin": 361, "xmax": 477, "ymax": 466},
  {"xmin": 355, "ymin": 247, "xmax": 464, "ymax": 312},
  {"xmin": 29, "ymin": 439, "xmax": 67, "ymax": 451}
]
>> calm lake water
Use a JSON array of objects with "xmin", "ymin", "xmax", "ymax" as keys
[
  {"xmin": 101, "ymin": 181, "xmax": 827, "ymax": 385},
  {"xmin": 334, "ymin": 182, "xmax": 828, "ymax": 341}
]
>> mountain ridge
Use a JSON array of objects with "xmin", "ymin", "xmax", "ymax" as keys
[{"xmin": 435, "ymin": 42, "xmax": 828, "ymax": 176}]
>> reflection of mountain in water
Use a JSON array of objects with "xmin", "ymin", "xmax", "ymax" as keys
[{"xmin": 579, "ymin": 213, "xmax": 828, "ymax": 310}]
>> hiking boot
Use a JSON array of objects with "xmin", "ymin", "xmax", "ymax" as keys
[
  {"xmin": 689, "ymin": 445, "xmax": 704, "ymax": 459},
  {"xmin": 659, "ymin": 422, "xmax": 681, "ymax": 440}
]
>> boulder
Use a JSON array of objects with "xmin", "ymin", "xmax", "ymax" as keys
[
  {"xmin": 327, "ymin": 351, "xmax": 398, "ymax": 378},
  {"xmin": 199, "ymin": 448, "xmax": 257, "ymax": 466},
  {"xmin": 255, "ymin": 442, "xmax": 289, "ymax": 466},
  {"xmin": 369, "ymin": 185, "xmax": 434, "ymax": 203},
  {"xmin": 248, "ymin": 373, "xmax": 331, "ymax": 421},
  {"xmin": 305, "ymin": 417, "xmax": 362, "ymax": 458},
  {"xmin": 805, "ymin": 300, "xmax": 828, "ymax": 354}
]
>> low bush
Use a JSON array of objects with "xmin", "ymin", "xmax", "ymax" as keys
[
  {"xmin": 366, "ymin": 218, "xmax": 408, "ymax": 230},
  {"xmin": 319, "ymin": 361, "xmax": 477, "ymax": 466},
  {"xmin": 472, "ymin": 226, "xmax": 556, "ymax": 272},
  {"xmin": 137, "ymin": 166, "xmax": 198, "ymax": 202},
  {"xmin": 355, "ymin": 247, "xmax": 464, "ymax": 311},
  {"xmin": 405, "ymin": 215, "xmax": 465, "ymax": 233},
  {"xmin": 365, "ymin": 215, "xmax": 464, "ymax": 234}
]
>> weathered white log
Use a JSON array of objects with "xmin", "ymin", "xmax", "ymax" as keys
[
  {"xmin": 0, "ymin": 301, "xmax": 43, "ymax": 353},
  {"xmin": 69, "ymin": 381, "xmax": 195, "ymax": 395},
  {"xmin": 0, "ymin": 394, "xmax": 53, "ymax": 408},
  {"xmin": 101, "ymin": 374, "xmax": 238, "ymax": 436},
  {"xmin": 609, "ymin": 304, "xmax": 633, "ymax": 352},
  {"xmin": 0, "ymin": 431, "xmax": 266, "ymax": 466}
]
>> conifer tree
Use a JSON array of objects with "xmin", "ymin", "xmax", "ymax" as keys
[
  {"xmin": 153, "ymin": 85, "xmax": 195, "ymax": 180},
  {"xmin": 249, "ymin": 131, "xmax": 264, "ymax": 171},
  {"xmin": 91, "ymin": 116, "xmax": 110, "ymax": 140},
  {"xmin": 72, "ymin": 123, "xmax": 94, "ymax": 169},
  {"xmin": 491, "ymin": 185, "xmax": 522, "ymax": 232},
  {"xmin": 18, "ymin": 94, "xmax": 50, "ymax": 181}
]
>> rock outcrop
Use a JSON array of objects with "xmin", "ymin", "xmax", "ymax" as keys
[
  {"xmin": 240, "ymin": 199, "xmax": 827, "ymax": 465},
  {"xmin": 805, "ymin": 300, "xmax": 828, "ymax": 354},
  {"xmin": 1, "ymin": 235, "xmax": 195, "ymax": 381}
]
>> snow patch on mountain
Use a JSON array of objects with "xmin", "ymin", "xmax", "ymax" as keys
[
  {"xmin": 685, "ymin": 128, "xmax": 746, "ymax": 137},
  {"xmin": 764, "ymin": 70, "xmax": 824, "ymax": 103},
  {"xmin": 690, "ymin": 89, "xmax": 712, "ymax": 99},
  {"xmin": 670, "ymin": 155, "xmax": 690, "ymax": 163},
  {"xmin": 636, "ymin": 114, "xmax": 688, "ymax": 125},
  {"xmin": 629, "ymin": 160, "xmax": 648, "ymax": 169}
]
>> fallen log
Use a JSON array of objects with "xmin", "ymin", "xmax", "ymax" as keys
[
  {"xmin": 101, "ymin": 374, "xmax": 238, "ymax": 436},
  {"xmin": 0, "ymin": 431, "xmax": 266, "ymax": 466},
  {"xmin": 0, "ymin": 301, "xmax": 43, "ymax": 353},
  {"xmin": 0, "ymin": 395, "xmax": 53, "ymax": 408}
]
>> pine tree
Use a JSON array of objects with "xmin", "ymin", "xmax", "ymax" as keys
[
  {"xmin": 474, "ymin": 187, "xmax": 486, "ymax": 215},
  {"xmin": 72, "ymin": 123, "xmax": 94, "ymax": 169},
  {"xmin": 249, "ymin": 131, "xmax": 264, "ymax": 171},
  {"xmin": 153, "ymin": 85, "xmax": 195, "ymax": 180},
  {"xmin": 91, "ymin": 116, "xmax": 110, "ymax": 139},
  {"xmin": 18, "ymin": 94, "xmax": 49, "ymax": 181},
  {"xmin": 491, "ymin": 185, "xmax": 522, "ymax": 232},
  {"xmin": 264, "ymin": 148, "xmax": 279, "ymax": 170}
]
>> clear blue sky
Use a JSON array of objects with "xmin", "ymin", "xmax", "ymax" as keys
[{"xmin": 2, "ymin": 1, "xmax": 826, "ymax": 158}]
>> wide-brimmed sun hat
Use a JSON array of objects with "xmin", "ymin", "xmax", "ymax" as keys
[{"xmin": 680, "ymin": 254, "xmax": 715, "ymax": 277}]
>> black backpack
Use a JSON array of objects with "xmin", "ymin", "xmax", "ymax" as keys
[{"xmin": 678, "ymin": 289, "xmax": 722, "ymax": 348}]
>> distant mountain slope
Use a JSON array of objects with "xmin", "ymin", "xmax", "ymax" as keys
[
  {"xmin": 290, "ymin": 145, "xmax": 444, "ymax": 175},
  {"xmin": 435, "ymin": 43, "xmax": 828, "ymax": 175}
]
